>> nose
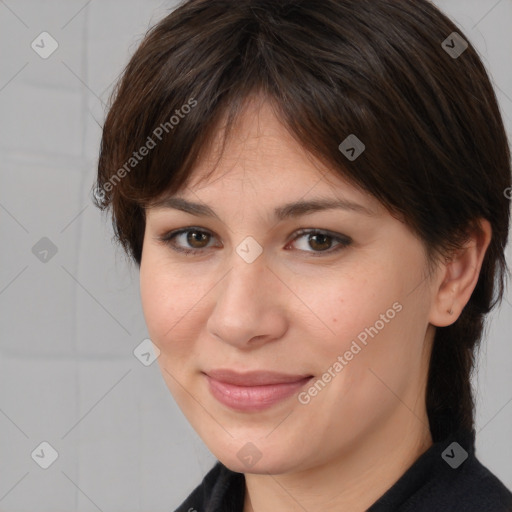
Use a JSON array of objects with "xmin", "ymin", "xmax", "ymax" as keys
[{"xmin": 206, "ymin": 249, "xmax": 288, "ymax": 350}]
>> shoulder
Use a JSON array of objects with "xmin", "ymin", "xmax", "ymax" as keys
[
  {"xmin": 418, "ymin": 427, "xmax": 512, "ymax": 512},
  {"xmin": 407, "ymin": 443, "xmax": 512, "ymax": 512},
  {"xmin": 441, "ymin": 455, "xmax": 512, "ymax": 512},
  {"xmin": 369, "ymin": 427, "xmax": 512, "ymax": 512}
]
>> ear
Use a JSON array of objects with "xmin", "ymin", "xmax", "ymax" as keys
[{"xmin": 429, "ymin": 218, "xmax": 492, "ymax": 327}]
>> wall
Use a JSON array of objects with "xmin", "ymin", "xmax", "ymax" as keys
[{"xmin": 0, "ymin": 1, "xmax": 511, "ymax": 510}]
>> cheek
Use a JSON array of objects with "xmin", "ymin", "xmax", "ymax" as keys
[
  {"xmin": 139, "ymin": 256, "xmax": 192, "ymax": 349},
  {"xmin": 303, "ymin": 259, "xmax": 425, "ymax": 378},
  {"xmin": 140, "ymin": 262, "xmax": 166, "ymax": 338},
  {"xmin": 326, "ymin": 291, "xmax": 430, "ymax": 417},
  {"xmin": 292, "ymin": 265, "xmax": 386, "ymax": 350}
]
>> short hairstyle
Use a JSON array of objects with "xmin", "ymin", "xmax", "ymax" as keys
[{"xmin": 93, "ymin": 0, "xmax": 511, "ymax": 442}]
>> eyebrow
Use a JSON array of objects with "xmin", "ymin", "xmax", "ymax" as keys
[{"xmin": 150, "ymin": 196, "xmax": 376, "ymax": 220}]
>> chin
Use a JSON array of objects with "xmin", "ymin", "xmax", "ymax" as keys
[
  {"xmin": 210, "ymin": 438, "xmax": 306, "ymax": 475},
  {"xmin": 221, "ymin": 455, "xmax": 295, "ymax": 475}
]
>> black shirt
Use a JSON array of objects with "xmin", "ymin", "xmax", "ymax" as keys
[{"xmin": 174, "ymin": 427, "xmax": 512, "ymax": 511}]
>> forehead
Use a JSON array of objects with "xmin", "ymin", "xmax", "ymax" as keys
[
  {"xmin": 182, "ymin": 97, "xmax": 374, "ymax": 208},
  {"xmin": 188, "ymin": 98, "xmax": 317, "ymax": 183}
]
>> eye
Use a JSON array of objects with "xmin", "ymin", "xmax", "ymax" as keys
[
  {"xmin": 288, "ymin": 228, "xmax": 352, "ymax": 255},
  {"xmin": 158, "ymin": 228, "xmax": 218, "ymax": 255},
  {"xmin": 156, "ymin": 227, "xmax": 352, "ymax": 256}
]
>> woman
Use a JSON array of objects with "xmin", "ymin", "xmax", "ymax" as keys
[{"xmin": 93, "ymin": 0, "xmax": 512, "ymax": 510}]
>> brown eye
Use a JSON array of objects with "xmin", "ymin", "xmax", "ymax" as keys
[
  {"xmin": 186, "ymin": 230, "xmax": 211, "ymax": 248},
  {"xmin": 289, "ymin": 229, "xmax": 352, "ymax": 255},
  {"xmin": 159, "ymin": 228, "xmax": 216, "ymax": 254},
  {"xmin": 306, "ymin": 233, "xmax": 332, "ymax": 251}
]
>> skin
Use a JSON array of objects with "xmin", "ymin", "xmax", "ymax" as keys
[{"xmin": 139, "ymin": 95, "xmax": 491, "ymax": 512}]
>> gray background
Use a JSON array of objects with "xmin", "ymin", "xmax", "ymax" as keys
[{"xmin": 0, "ymin": 0, "xmax": 511, "ymax": 510}]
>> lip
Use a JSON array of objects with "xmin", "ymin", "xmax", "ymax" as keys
[{"xmin": 203, "ymin": 369, "xmax": 313, "ymax": 412}]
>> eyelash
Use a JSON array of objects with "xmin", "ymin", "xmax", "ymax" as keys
[{"xmin": 157, "ymin": 227, "xmax": 352, "ymax": 257}]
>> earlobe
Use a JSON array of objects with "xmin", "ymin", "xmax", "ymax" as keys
[{"xmin": 428, "ymin": 219, "xmax": 492, "ymax": 327}]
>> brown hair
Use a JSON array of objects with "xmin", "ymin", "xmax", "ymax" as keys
[{"xmin": 93, "ymin": 0, "xmax": 511, "ymax": 442}]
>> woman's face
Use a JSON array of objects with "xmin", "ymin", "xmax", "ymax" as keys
[{"xmin": 140, "ymin": 98, "xmax": 437, "ymax": 474}]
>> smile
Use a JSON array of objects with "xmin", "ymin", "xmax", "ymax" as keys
[{"xmin": 203, "ymin": 369, "xmax": 313, "ymax": 412}]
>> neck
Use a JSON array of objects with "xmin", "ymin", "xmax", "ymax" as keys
[{"xmin": 243, "ymin": 413, "xmax": 433, "ymax": 512}]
